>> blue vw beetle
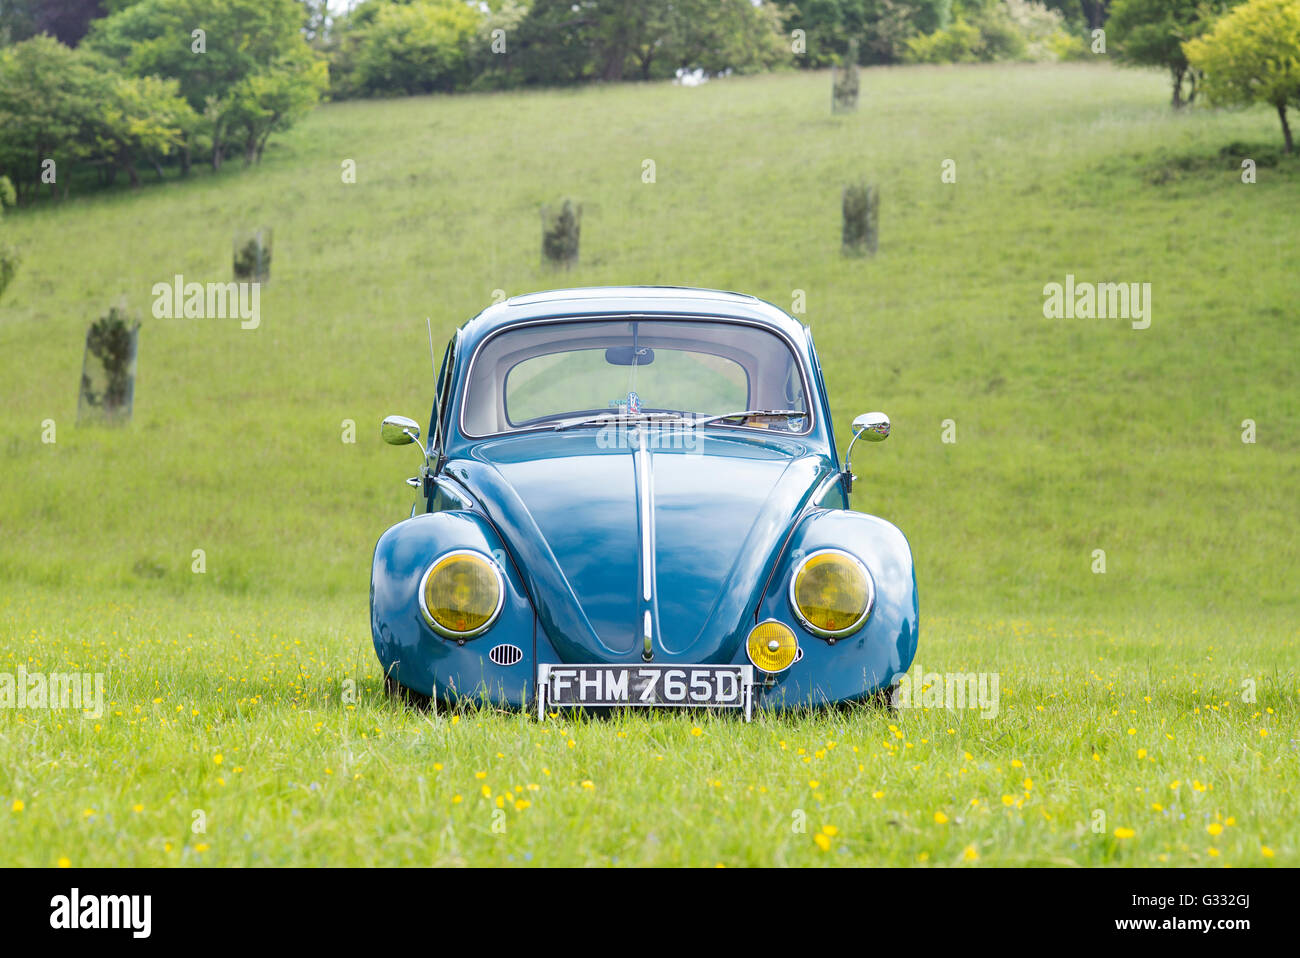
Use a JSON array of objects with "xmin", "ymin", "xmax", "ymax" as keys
[{"xmin": 372, "ymin": 287, "xmax": 917, "ymax": 716}]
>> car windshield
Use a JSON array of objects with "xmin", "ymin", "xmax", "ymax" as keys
[{"xmin": 460, "ymin": 318, "xmax": 810, "ymax": 437}]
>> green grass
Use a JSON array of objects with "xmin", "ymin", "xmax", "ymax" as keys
[{"xmin": 0, "ymin": 62, "xmax": 1296, "ymax": 866}]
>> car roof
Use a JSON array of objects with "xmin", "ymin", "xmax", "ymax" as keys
[{"xmin": 457, "ymin": 287, "xmax": 809, "ymax": 344}]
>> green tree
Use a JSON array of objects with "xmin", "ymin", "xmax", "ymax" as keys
[
  {"xmin": 0, "ymin": 36, "xmax": 197, "ymax": 194},
  {"xmin": 465, "ymin": 0, "xmax": 530, "ymax": 90},
  {"xmin": 1184, "ymin": 0, "xmax": 1300, "ymax": 152},
  {"xmin": 508, "ymin": 0, "xmax": 606, "ymax": 84},
  {"xmin": 0, "ymin": 174, "xmax": 17, "ymax": 300},
  {"xmin": 0, "ymin": 35, "xmax": 104, "ymax": 198},
  {"xmin": 93, "ymin": 70, "xmax": 197, "ymax": 186},
  {"xmin": 906, "ymin": 0, "xmax": 1066, "ymax": 63},
  {"xmin": 86, "ymin": 0, "xmax": 325, "ymax": 169},
  {"xmin": 1108, "ymin": 0, "xmax": 1234, "ymax": 107},
  {"xmin": 778, "ymin": 0, "xmax": 953, "ymax": 66},
  {"xmin": 225, "ymin": 50, "xmax": 328, "ymax": 162},
  {"xmin": 347, "ymin": 0, "xmax": 483, "ymax": 96},
  {"xmin": 660, "ymin": 0, "xmax": 789, "ymax": 77},
  {"xmin": 507, "ymin": 0, "xmax": 787, "ymax": 86},
  {"xmin": 79, "ymin": 304, "xmax": 140, "ymax": 420}
]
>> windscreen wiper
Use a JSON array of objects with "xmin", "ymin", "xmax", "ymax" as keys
[
  {"xmin": 695, "ymin": 409, "xmax": 808, "ymax": 426},
  {"xmin": 552, "ymin": 411, "xmax": 692, "ymax": 431}
]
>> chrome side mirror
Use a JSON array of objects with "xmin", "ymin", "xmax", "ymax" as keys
[
  {"xmin": 381, "ymin": 415, "xmax": 421, "ymax": 446},
  {"xmin": 383, "ymin": 415, "xmax": 429, "ymax": 493},
  {"xmin": 853, "ymin": 411, "xmax": 890, "ymax": 443},
  {"xmin": 842, "ymin": 411, "xmax": 890, "ymax": 494}
]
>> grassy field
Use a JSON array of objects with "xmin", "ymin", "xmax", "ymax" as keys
[{"xmin": 1, "ymin": 62, "xmax": 1296, "ymax": 866}]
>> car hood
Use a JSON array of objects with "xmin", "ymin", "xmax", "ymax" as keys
[{"xmin": 443, "ymin": 430, "xmax": 831, "ymax": 664}]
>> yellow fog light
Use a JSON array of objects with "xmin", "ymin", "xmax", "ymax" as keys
[
  {"xmin": 419, "ymin": 550, "xmax": 504, "ymax": 638},
  {"xmin": 746, "ymin": 620, "xmax": 799, "ymax": 673},
  {"xmin": 789, "ymin": 549, "xmax": 873, "ymax": 638}
]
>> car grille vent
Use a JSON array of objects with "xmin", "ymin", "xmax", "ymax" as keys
[
  {"xmin": 488, "ymin": 643, "xmax": 524, "ymax": 667},
  {"xmin": 794, "ymin": 647, "xmax": 804, "ymax": 663}
]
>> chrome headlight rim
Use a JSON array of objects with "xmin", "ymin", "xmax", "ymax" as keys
[
  {"xmin": 787, "ymin": 547, "xmax": 875, "ymax": 639},
  {"xmin": 417, "ymin": 548, "xmax": 506, "ymax": 639}
]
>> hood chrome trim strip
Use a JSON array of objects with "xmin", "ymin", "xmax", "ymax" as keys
[
  {"xmin": 638, "ymin": 442, "xmax": 654, "ymax": 603},
  {"xmin": 636, "ymin": 433, "xmax": 657, "ymax": 660}
]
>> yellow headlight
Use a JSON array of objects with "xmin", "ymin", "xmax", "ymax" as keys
[
  {"xmin": 790, "ymin": 550, "xmax": 873, "ymax": 637},
  {"xmin": 419, "ymin": 551, "xmax": 503, "ymax": 637},
  {"xmin": 746, "ymin": 620, "xmax": 799, "ymax": 673}
]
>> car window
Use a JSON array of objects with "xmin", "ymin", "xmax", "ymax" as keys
[
  {"xmin": 506, "ymin": 348, "xmax": 747, "ymax": 427},
  {"xmin": 461, "ymin": 318, "xmax": 809, "ymax": 437}
]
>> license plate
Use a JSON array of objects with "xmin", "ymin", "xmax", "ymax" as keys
[{"xmin": 537, "ymin": 664, "xmax": 754, "ymax": 720}]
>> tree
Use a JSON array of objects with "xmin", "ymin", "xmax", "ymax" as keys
[
  {"xmin": 659, "ymin": 0, "xmax": 789, "ymax": 77},
  {"xmin": 32, "ymin": 0, "xmax": 107, "ymax": 45},
  {"xmin": 1077, "ymin": 0, "xmax": 1110, "ymax": 29},
  {"xmin": 777, "ymin": 0, "xmax": 952, "ymax": 66},
  {"xmin": 86, "ymin": 0, "xmax": 325, "ymax": 169},
  {"xmin": 0, "ymin": 174, "xmax": 17, "ymax": 300},
  {"xmin": 93, "ymin": 70, "xmax": 196, "ymax": 186},
  {"xmin": 1184, "ymin": 0, "xmax": 1300, "ymax": 152},
  {"xmin": 79, "ymin": 304, "xmax": 140, "ymax": 420},
  {"xmin": 1108, "ymin": 0, "xmax": 1234, "ymax": 107},
  {"xmin": 508, "ymin": 0, "xmax": 606, "ymax": 84},
  {"xmin": 0, "ymin": 36, "xmax": 196, "ymax": 194},
  {"xmin": 906, "ymin": 0, "xmax": 1037, "ymax": 62},
  {"xmin": 507, "ymin": 0, "xmax": 787, "ymax": 86},
  {"xmin": 0, "ymin": 35, "xmax": 105, "ymax": 198},
  {"xmin": 1, "ymin": 0, "xmax": 110, "ymax": 48},
  {"xmin": 300, "ymin": 0, "xmax": 332, "ymax": 45},
  {"xmin": 347, "ymin": 0, "xmax": 482, "ymax": 96},
  {"xmin": 466, "ymin": 0, "xmax": 530, "ymax": 90},
  {"xmin": 226, "ymin": 50, "xmax": 328, "ymax": 162}
]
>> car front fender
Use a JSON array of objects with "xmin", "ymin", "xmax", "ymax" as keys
[
  {"xmin": 749, "ymin": 508, "xmax": 919, "ymax": 706},
  {"xmin": 370, "ymin": 511, "xmax": 536, "ymax": 704}
]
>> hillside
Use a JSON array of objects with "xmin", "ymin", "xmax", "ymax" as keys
[
  {"xmin": 0, "ymin": 62, "xmax": 1295, "ymax": 867},
  {"xmin": 2, "ymin": 62, "xmax": 1295, "ymax": 618}
]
